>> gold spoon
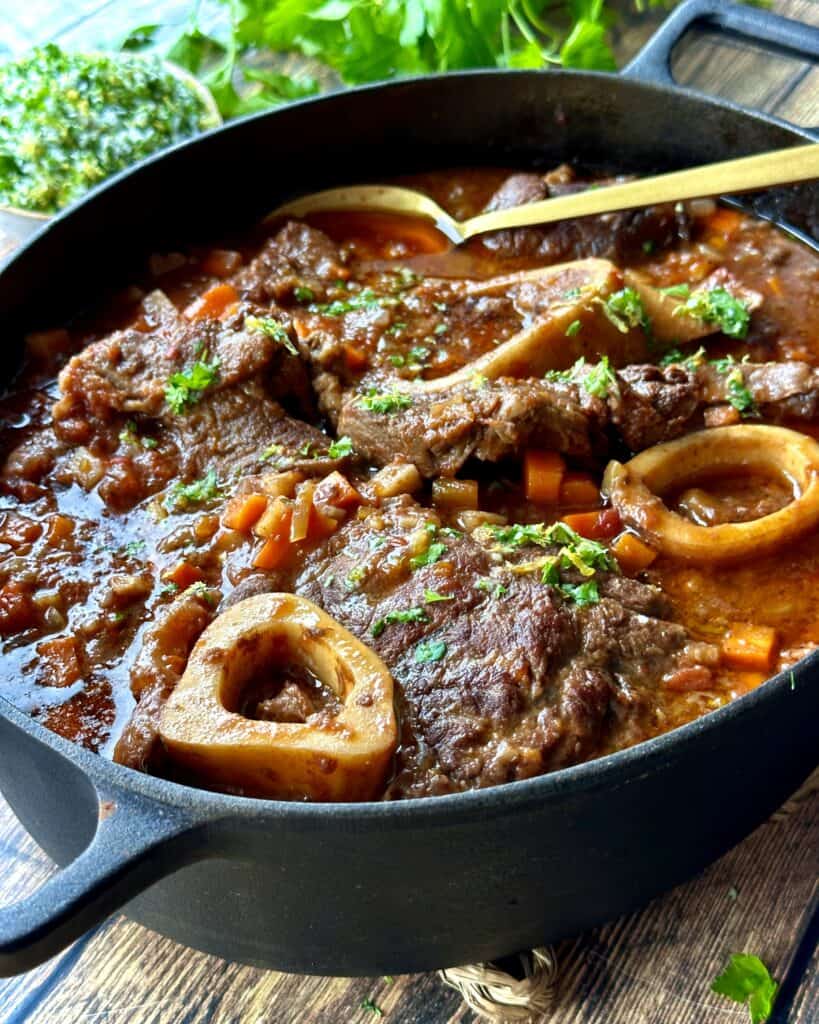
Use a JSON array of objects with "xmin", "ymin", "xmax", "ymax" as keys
[{"xmin": 271, "ymin": 143, "xmax": 819, "ymax": 246}]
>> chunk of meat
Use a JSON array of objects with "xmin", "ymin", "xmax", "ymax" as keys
[
  {"xmin": 293, "ymin": 496, "xmax": 712, "ymax": 797},
  {"xmin": 341, "ymin": 359, "xmax": 819, "ymax": 474},
  {"xmin": 339, "ymin": 377, "xmax": 608, "ymax": 476},
  {"xmin": 163, "ymin": 382, "xmax": 350, "ymax": 480},
  {"xmin": 234, "ymin": 221, "xmax": 348, "ymax": 304},
  {"xmin": 480, "ymin": 167, "xmax": 688, "ymax": 265},
  {"xmin": 113, "ymin": 593, "xmax": 214, "ymax": 772},
  {"xmin": 54, "ymin": 289, "xmax": 297, "ymax": 424}
]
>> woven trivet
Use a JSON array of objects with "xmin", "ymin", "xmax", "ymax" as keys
[{"xmin": 440, "ymin": 765, "xmax": 819, "ymax": 1023}]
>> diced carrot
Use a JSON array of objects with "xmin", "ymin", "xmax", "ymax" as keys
[
  {"xmin": 0, "ymin": 512, "xmax": 42, "ymax": 547},
  {"xmin": 704, "ymin": 207, "xmax": 742, "ymax": 237},
  {"xmin": 36, "ymin": 636, "xmax": 82, "ymax": 688},
  {"xmin": 46, "ymin": 514, "xmax": 74, "ymax": 546},
  {"xmin": 344, "ymin": 344, "xmax": 369, "ymax": 372},
  {"xmin": 706, "ymin": 234, "xmax": 726, "ymax": 251},
  {"xmin": 253, "ymin": 504, "xmax": 294, "ymax": 570},
  {"xmin": 222, "ymin": 493, "xmax": 269, "ymax": 533},
  {"xmin": 663, "ymin": 665, "xmax": 714, "ymax": 693},
  {"xmin": 559, "ymin": 471, "xmax": 600, "ymax": 508},
  {"xmin": 201, "ymin": 249, "xmax": 242, "ymax": 278},
  {"xmin": 524, "ymin": 450, "xmax": 565, "ymax": 504},
  {"xmin": 611, "ymin": 532, "xmax": 658, "ymax": 575},
  {"xmin": 314, "ymin": 471, "xmax": 363, "ymax": 511},
  {"xmin": 766, "ymin": 274, "xmax": 783, "ymax": 297},
  {"xmin": 431, "ymin": 478, "xmax": 479, "ymax": 511},
  {"xmin": 164, "ymin": 561, "xmax": 204, "ymax": 590},
  {"xmin": 184, "ymin": 283, "xmax": 239, "ymax": 321},
  {"xmin": 560, "ymin": 509, "xmax": 621, "ymax": 540},
  {"xmin": 0, "ymin": 582, "xmax": 37, "ymax": 635},
  {"xmin": 722, "ymin": 623, "xmax": 779, "ymax": 673}
]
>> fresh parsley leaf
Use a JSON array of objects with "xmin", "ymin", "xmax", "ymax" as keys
[
  {"xmin": 565, "ymin": 319, "xmax": 582, "ymax": 337},
  {"xmin": 183, "ymin": 580, "xmax": 218, "ymax": 606},
  {"xmin": 414, "ymin": 639, "xmax": 447, "ymax": 663},
  {"xmin": 327, "ymin": 436, "xmax": 354, "ymax": 459},
  {"xmin": 124, "ymin": 539, "xmax": 147, "ymax": 558},
  {"xmin": 476, "ymin": 578, "xmax": 508, "ymax": 598},
  {"xmin": 345, "ymin": 565, "xmax": 367, "ymax": 589},
  {"xmin": 711, "ymin": 954, "xmax": 778, "ymax": 1024},
  {"xmin": 244, "ymin": 315, "xmax": 298, "ymax": 355},
  {"xmin": 410, "ymin": 541, "xmax": 447, "ymax": 570},
  {"xmin": 604, "ymin": 287, "xmax": 651, "ymax": 335},
  {"xmin": 424, "ymin": 589, "xmax": 454, "ymax": 603},
  {"xmin": 165, "ymin": 359, "xmax": 220, "ymax": 414},
  {"xmin": 357, "ymin": 387, "xmax": 413, "ymax": 414},
  {"xmin": 371, "ymin": 606, "xmax": 429, "ymax": 637},
  {"xmin": 361, "ymin": 997, "xmax": 383, "ymax": 1018},
  {"xmin": 559, "ymin": 580, "xmax": 600, "ymax": 606},
  {"xmin": 294, "ymin": 285, "xmax": 314, "ymax": 303},
  {"xmin": 560, "ymin": 14, "xmax": 616, "ymax": 71},
  {"xmin": 164, "ymin": 469, "xmax": 221, "ymax": 511},
  {"xmin": 118, "ymin": 24, "xmax": 160, "ymax": 51},
  {"xmin": 583, "ymin": 356, "xmax": 618, "ymax": 399},
  {"xmin": 674, "ymin": 287, "xmax": 751, "ymax": 339},
  {"xmin": 711, "ymin": 356, "xmax": 759, "ymax": 417},
  {"xmin": 311, "ymin": 287, "xmax": 397, "ymax": 316},
  {"xmin": 658, "ymin": 345, "xmax": 706, "ymax": 371}
]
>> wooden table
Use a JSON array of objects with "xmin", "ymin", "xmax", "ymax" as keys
[{"xmin": 1, "ymin": 2, "xmax": 817, "ymax": 1021}]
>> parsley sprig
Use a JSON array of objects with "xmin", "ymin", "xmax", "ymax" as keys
[
  {"xmin": 357, "ymin": 387, "xmax": 413, "ymax": 415},
  {"xmin": 164, "ymin": 469, "xmax": 221, "ymax": 511},
  {"xmin": 165, "ymin": 359, "xmax": 220, "ymax": 414},
  {"xmin": 673, "ymin": 286, "xmax": 751, "ymax": 339}
]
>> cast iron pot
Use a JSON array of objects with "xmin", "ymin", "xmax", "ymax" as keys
[{"xmin": 0, "ymin": 0, "xmax": 817, "ymax": 979}]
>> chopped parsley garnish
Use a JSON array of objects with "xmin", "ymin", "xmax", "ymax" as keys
[
  {"xmin": 545, "ymin": 357, "xmax": 618, "ymax": 399},
  {"xmin": 361, "ymin": 998, "xmax": 384, "ymax": 1018},
  {"xmin": 244, "ymin": 315, "xmax": 298, "ymax": 355},
  {"xmin": 298, "ymin": 440, "xmax": 314, "ymax": 457},
  {"xmin": 357, "ymin": 387, "xmax": 413, "ymax": 414},
  {"xmin": 327, "ymin": 436, "xmax": 354, "ymax": 459},
  {"xmin": 311, "ymin": 287, "xmax": 397, "ymax": 316},
  {"xmin": 345, "ymin": 566, "xmax": 367, "ymax": 589},
  {"xmin": 659, "ymin": 346, "xmax": 706, "ymax": 371},
  {"xmin": 642, "ymin": 240, "xmax": 654, "ymax": 254},
  {"xmin": 164, "ymin": 469, "xmax": 221, "ymax": 511},
  {"xmin": 183, "ymin": 580, "xmax": 218, "ymax": 606},
  {"xmin": 565, "ymin": 319, "xmax": 582, "ymax": 337},
  {"xmin": 424, "ymin": 589, "xmax": 453, "ymax": 604},
  {"xmin": 583, "ymin": 356, "xmax": 618, "ymax": 399},
  {"xmin": 603, "ymin": 287, "xmax": 650, "ymax": 335},
  {"xmin": 660, "ymin": 283, "xmax": 691, "ymax": 299},
  {"xmin": 470, "ymin": 372, "xmax": 489, "ymax": 390},
  {"xmin": 164, "ymin": 359, "xmax": 220, "ymax": 414},
  {"xmin": 673, "ymin": 286, "xmax": 751, "ymax": 339},
  {"xmin": 563, "ymin": 287, "xmax": 581, "ymax": 300},
  {"xmin": 124, "ymin": 539, "xmax": 147, "ymax": 558},
  {"xmin": 558, "ymin": 580, "xmax": 599, "ymax": 606},
  {"xmin": 414, "ymin": 639, "xmax": 447, "ymax": 663},
  {"xmin": 158, "ymin": 581, "xmax": 180, "ymax": 597},
  {"xmin": 371, "ymin": 606, "xmax": 429, "ymax": 637},
  {"xmin": 389, "ymin": 354, "xmax": 405, "ymax": 367},
  {"xmin": 118, "ymin": 420, "xmax": 158, "ymax": 450},
  {"xmin": 711, "ymin": 954, "xmax": 778, "ymax": 1024},
  {"xmin": 410, "ymin": 541, "xmax": 447, "ymax": 570},
  {"xmin": 434, "ymin": 322, "xmax": 448, "ymax": 335},
  {"xmin": 488, "ymin": 521, "xmax": 616, "ymax": 606},
  {"xmin": 476, "ymin": 578, "xmax": 508, "ymax": 598},
  {"xmin": 408, "ymin": 345, "xmax": 430, "ymax": 365},
  {"xmin": 293, "ymin": 285, "xmax": 314, "ymax": 303},
  {"xmin": 711, "ymin": 356, "xmax": 759, "ymax": 417},
  {"xmin": 260, "ymin": 442, "xmax": 284, "ymax": 462}
]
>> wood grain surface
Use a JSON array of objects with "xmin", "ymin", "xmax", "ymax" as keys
[{"xmin": 0, "ymin": 1, "xmax": 817, "ymax": 1021}]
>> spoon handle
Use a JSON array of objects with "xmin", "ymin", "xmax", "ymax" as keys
[{"xmin": 461, "ymin": 143, "xmax": 819, "ymax": 240}]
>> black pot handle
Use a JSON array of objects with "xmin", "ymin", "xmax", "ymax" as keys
[
  {"xmin": 624, "ymin": 0, "xmax": 819, "ymax": 106},
  {"xmin": 0, "ymin": 776, "xmax": 213, "ymax": 976}
]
